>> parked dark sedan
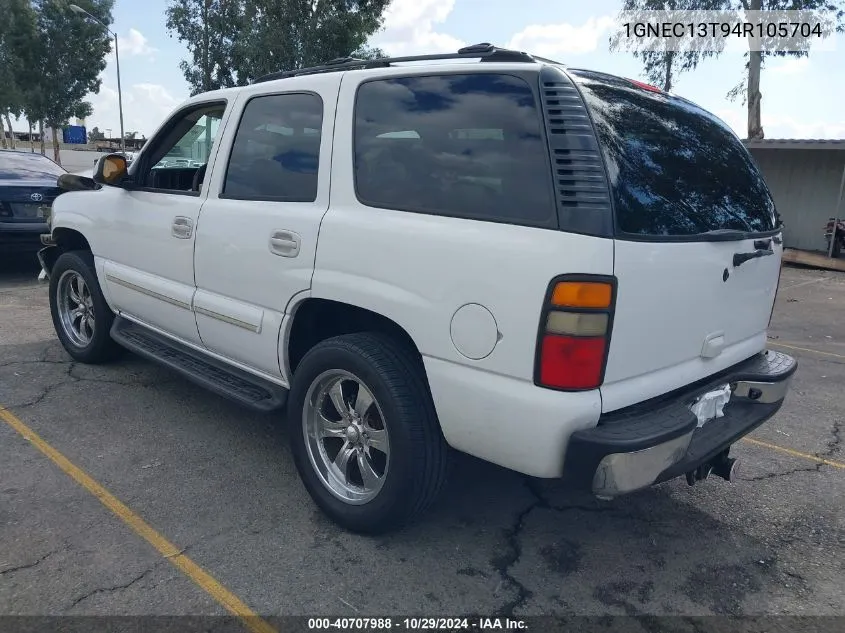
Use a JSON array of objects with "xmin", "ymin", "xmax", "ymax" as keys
[{"xmin": 0, "ymin": 150, "xmax": 66, "ymax": 254}]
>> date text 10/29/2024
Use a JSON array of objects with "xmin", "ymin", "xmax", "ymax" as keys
[{"xmin": 307, "ymin": 618, "xmax": 528, "ymax": 631}]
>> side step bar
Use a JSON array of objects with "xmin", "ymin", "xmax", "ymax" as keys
[{"xmin": 110, "ymin": 316, "xmax": 288, "ymax": 412}]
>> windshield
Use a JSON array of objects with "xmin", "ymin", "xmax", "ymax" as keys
[
  {"xmin": 0, "ymin": 151, "xmax": 67, "ymax": 181},
  {"xmin": 570, "ymin": 70, "xmax": 779, "ymax": 238}
]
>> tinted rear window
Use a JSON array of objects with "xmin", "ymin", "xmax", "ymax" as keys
[
  {"xmin": 570, "ymin": 71, "xmax": 778, "ymax": 238},
  {"xmin": 0, "ymin": 152, "xmax": 66, "ymax": 180},
  {"xmin": 354, "ymin": 73, "xmax": 555, "ymax": 227}
]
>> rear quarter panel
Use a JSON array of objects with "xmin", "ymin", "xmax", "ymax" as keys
[{"xmin": 311, "ymin": 69, "xmax": 615, "ymax": 473}]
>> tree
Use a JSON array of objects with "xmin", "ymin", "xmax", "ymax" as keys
[
  {"xmin": 351, "ymin": 45, "xmax": 388, "ymax": 60},
  {"xmin": 165, "ymin": 0, "xmax": 252, "ymax": 95},
  {"xmin": 726, "ymin": 0, "xmax": 845, "ymax": 139},
  {"xmin": 124, "ymin": 130, "xmax": 138, "ymax": 140},
  {"xmin": 166, "ymin": 0, "xmax": 393, "ymax": 94},
  {"xmin": 0, "ymin": 0, "xmax": 38, "ymax": 149},
  {"xmin": 612, "ymin": 0, "xmax": 844, "ymax": 139},
  {"xmin": 31, "ymin": 0, "xmax": 114, "ymax": 163},
  {"xmin": 610, "ymin": 0, "xmax": 723, "ymax": 92},
  {"xmin": 88, "ymin": 126, "xmax": 105, "ymax": 141}
]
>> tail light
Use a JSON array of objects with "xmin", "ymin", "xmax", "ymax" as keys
[{"xmin": 534, "ymin": 275, "xmax": 617, "ymax": 391}]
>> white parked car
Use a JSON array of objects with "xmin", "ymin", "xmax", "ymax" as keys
[{"xmin": 39, "ymin": 44, "xmax": 796, "ymax": 533}]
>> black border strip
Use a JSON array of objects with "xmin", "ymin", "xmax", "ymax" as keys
[{"xmin": 532, "ymin": 273, "xmax": 618, "ymax": 392}]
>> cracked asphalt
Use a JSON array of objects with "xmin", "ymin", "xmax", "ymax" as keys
[{"xmin": 1, "ymin": 252, "xmax": 844, "ymax": 620}]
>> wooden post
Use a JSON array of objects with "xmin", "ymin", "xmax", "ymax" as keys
[{"xmin": 829, "ymin": 163, "xmax": 845, "ymax": 259}]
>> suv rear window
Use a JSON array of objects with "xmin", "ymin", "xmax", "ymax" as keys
[
  {"xmin": 570, "ymin": 70, "xmax": 778, "ymax": 238},
  {"xmin": 353, "ymin": 73, "xmax": 555, "ymax": 227}
]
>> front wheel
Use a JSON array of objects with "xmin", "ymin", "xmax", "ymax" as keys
[
  {"xmin": 287, "ymin": 332, "xmax": 448, "ymax": 534},
  {"xmin": 48, "ymin": 250, "xmax": 123, "ymax": 364}
]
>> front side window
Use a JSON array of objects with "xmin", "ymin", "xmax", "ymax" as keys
[
  {"xmin": 353, "ymin": 73, "xmax": 555, "ymax": 227},
  {"xmin": 140, "ymin": 102, "xmax": 226, "ymax": 192},
  {"xmin": 223, "ymin": 92, "xmax": 323, "ymax": 202},
  {"xmin": 152, "ymin": 113, "xmax": 222, "ymax": 170}
]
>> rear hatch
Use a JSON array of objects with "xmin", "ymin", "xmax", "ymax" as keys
[{"xmin": 569, "ymin": 70, "xmax": 783, "ymax": 413}]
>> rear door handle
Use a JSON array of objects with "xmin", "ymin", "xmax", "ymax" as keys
[
  {"xmin": 269, "ymin": 230, "xmax": 301, "ymax": 257},
  {"xmin": 172, "ymin": 216, "xmax": 193, "ymax": 239}
]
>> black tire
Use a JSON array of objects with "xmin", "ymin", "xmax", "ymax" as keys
[
  {"xmin": 287, "ymin": 332, "xmax": 448, "ymax": 534},
  {"xmin": 48, "ymin": 250, "xmax": 123, "ymax": 364}
]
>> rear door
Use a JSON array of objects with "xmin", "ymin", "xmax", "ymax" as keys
[
  {"xmin": 192, "ymin": 77, "xmax": 338, "ymax": 381},
  {"xmin": 569, "ymin": 71, "xmax": 783, "ymax": 412}
]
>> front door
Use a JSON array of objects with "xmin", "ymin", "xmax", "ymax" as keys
[
  {"xmin": 192, "ymin": 79, "xmax": 339, "ymax": 381},
  {"xmin": 98, "ymin": 101, "xmax": 229, "ymax": 346}
]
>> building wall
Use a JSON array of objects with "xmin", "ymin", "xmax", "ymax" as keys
[{"xmin": 748, "ymin": 148, "xmax": 845, "ymax": 252}]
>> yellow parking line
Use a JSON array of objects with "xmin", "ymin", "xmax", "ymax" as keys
[
  {"xmin": 0, "ymin": 406, "xmax": 277, "ymax": 633},
  {"xmin": 742, "ymin": 436, "xmax": 845, "ymax": 470},
  {"xmin": 769, "ymin": 341, "xmax": 845, "ymax": 360}
]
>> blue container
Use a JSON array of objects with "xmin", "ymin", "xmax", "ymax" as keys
[{"xmin": 63, "ymin": 125, "xmax": 87, "ymax": 144}]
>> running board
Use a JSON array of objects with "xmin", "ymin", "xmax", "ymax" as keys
[{"xmin": 110, "ymin": 317, "xmax": 288, "ymax": 412}]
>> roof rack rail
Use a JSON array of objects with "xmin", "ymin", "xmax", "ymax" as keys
[{"xmin": 252, "ymin": 43, "xmax": 539, "ymax": 84}]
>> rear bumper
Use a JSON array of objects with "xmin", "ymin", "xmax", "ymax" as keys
[{"xmin": 563, "ymin": 350, "xmax": 797, "ymax": 498}]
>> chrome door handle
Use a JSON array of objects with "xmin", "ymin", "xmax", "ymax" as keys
[
  {"xmin": 172, "ymin": 216, "xmax": 193, "ymax": 239},
  {"xmin": 269, "ymin": 230, "xmax": 301, "ymax": 257}
]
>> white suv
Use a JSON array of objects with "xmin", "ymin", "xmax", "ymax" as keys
[{"xmin": 40, "ymin": 44, "xmax": 797, "ymax": 533}]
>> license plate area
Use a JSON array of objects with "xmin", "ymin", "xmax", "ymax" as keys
[
  {"xmin": 8, "ymin": 203, "xmax": 48, "ymax": 219},
  {"xmin": 689, "ymin": 383, "xmax": 732, "ymax": 428}
]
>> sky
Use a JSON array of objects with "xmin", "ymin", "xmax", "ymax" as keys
[{"xmin": 28, "ymin": 0, "xmax": 845, "ymax": 140}]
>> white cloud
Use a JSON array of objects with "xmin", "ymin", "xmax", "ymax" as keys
[
  {"xmin": 714, "ymin": 107, "xmax": 845, "ymax": 139},
  {"xmin": 106, "ymin": 28, "xmax": 157, "ymax": 62},
  {"xmin": 86, "ymin": 73, "xmax": 183, "ymax": 137},
  {"xmin": 768, "ymin": 56, "xmax": 810, "ymax": 75},
  {"xmin": 763, "ymin": 113, "xmax": 845, "ymax": 139},
  {"xmin": 373, "ymin": 0, "xmax": 465, "ymax": 55},
  {"xmin": 507, "ymin": 16, "xmax": 617, "ymax": 57},
  {"xmin": 714, "ymin": 108, "xmax": 746, "ymax": 137}
]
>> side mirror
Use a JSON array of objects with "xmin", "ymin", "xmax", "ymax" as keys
[
  {"xmin": 93, "ymin": 153, "xmax": 130, "ymax": 187},
  {"xmin": 57, "ymin": 173, "xmax": 98, "ymax": 192}
]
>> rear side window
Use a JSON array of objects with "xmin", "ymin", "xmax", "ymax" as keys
[
  {"xmin": 570, "ymin": 71, "xmax": 778, "ymax": 238},
  {"xmin": 223, "ymin": 92, "xmax": 323, "ymax": 202},
  {"xmin": 354, "ymin": 73, "xmax": 555, "ymax": 227}
]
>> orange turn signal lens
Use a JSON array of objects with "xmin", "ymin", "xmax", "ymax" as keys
[{"xmin": 551, "ymin": 282, "xmax": 612, "ymax": 309}]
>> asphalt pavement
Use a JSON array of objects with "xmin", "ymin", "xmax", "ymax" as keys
[{"xmin": 1, "ymin": 255, "xmax": 843, "ymax": 625}]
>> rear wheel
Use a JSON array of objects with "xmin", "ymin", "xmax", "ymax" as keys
[
  {"xmin": 49, "ymin": 251, "xmax": 123, "ymax": 364},
  {"xmin": 287, "ymin": 332, "xmax": 448, "ymax": 534}
]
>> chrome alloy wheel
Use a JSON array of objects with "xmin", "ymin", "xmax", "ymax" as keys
[
  {"xmin": 303, "ymin": 370, "xmax": 390, "ymax": 504},
  {"xmin": 56, "ymin": 270, "xmax": 95, "ymax": 347}
]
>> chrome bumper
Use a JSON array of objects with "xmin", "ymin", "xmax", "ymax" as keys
[{"xmin": 564, "ymin": 350, "xmax": 798, "ymax": 499}]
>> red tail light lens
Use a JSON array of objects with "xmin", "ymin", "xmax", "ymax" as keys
[
  {"xmin": 534, "ymin": 276, "xmax": 617, "ymax": 391},
  {"xmin": 540, "ymin": 335, "xmax": 607, "ymax": 389}
]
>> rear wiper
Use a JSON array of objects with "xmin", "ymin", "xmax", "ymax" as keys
[{"xmin": 695, "ymin": 229, "xmax": 750, "ymax": 242}]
